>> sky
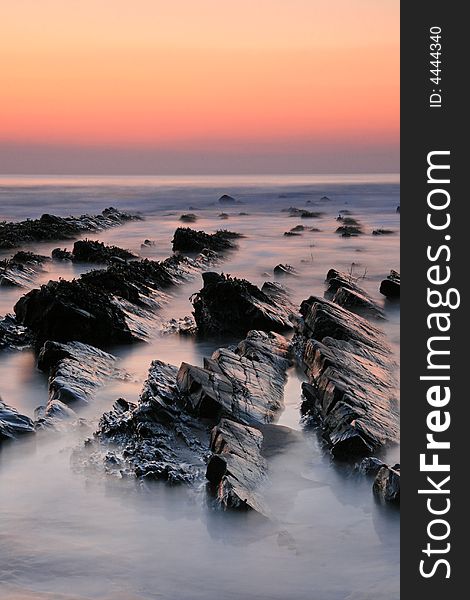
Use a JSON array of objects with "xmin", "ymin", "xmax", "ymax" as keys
[{"xmin": 0, "ymin": 0, "xmax": 399, "ymax": 175}]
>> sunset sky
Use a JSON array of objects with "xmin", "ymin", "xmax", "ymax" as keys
[{"xmin": 0, "ymin": 0, "xmax": 399, "ymax": 174}]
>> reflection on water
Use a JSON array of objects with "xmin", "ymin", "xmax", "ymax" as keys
[{"xmin": 0, "ymin": 176, "xmax": 399, "ymax": 599}]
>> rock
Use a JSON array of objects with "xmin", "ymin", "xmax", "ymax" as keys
[
  {"xmin": 172, "ymin": 227, "xmax": 242, "ymax": 253},
  {"xmin": 283, "ymin": 231, "xmax": 301, "ymax": 237},
  {"xmin": 0, "ymin": 207, "xmax": 141, "ymax": 250},
  {"xmin": 290, "ymin": 225, "xmax": 306, "ymax": 232},
  {"xmin": 282, "ymin": 207, "xmax": 322, "ymax": 218},
  {"xmin": 372, "ymin": 229, "xmax": 395, "ymax": 236},
  {"xmin": 294, "ymin": 296, "xmax": 399, "ymax": 458},
  {"xmin": 206, "ymin": 419, "xmax": 268, "ymax": 514},
  {"xmin": 89, "ymin": 330, "xmax": 291, "ymax": 513},
  {"xmin": 38, "ymin": 340, "xmax": 120, "ymax": 406},
  {"xmin": 273, "ymin": 264, "xmax": 297, "ymax": 277},
  {"xmin": 72, "ymin": 240, "xmax": 137, "ymax": 263},
  {"xmin": 1, "ymin": 398, "xmax": 35, "ymax": 442},
  {"xmin": 218, "ymin": 194, "xmax": 242, "ymax": 205},
  {"xmin": 373, "ymin": 464, "xmax": 400, "ymax": 504},
  {"xmin": 355, "ymin": 456, "xmax": 386, "ymax": 475},
  {"xmin": 335, "ymin": 217, "xmax": 363, "ymax": 236},
  {"xmin": 325, "ymin": 269, "xmax": 384, "ymax": 319},
  {"xmin": 179, "ymin": 213, "xmax": 198, "ymax": 223},
  {"xmin": 14, "ymin": 254, "xmax": 203, "ymax": 347},
  {"xmin": 141, "ymin": 239, "xmax": 156, "ymax": 248},
  {"xmin": 379, "ymin": 270, "xmax": 400, "ymax": 298},
  {"xmin": 52, "ymin": 248, "xmax": 73, "ymax": 261},
  {"xmin": 0, "ymin": 315, "xmax": 32, "ymax": 350},
  {"xmin": 191, "ymin": 272, "xmax": 294, "ymax": 336},
  {"xmin": 0, "ymin": 251, "xmax": 49, "ymax": 287},
  {"xmin": 177, "ymin": 331, "xmax": 291, "ymax": 425},
  {"xmin": 161, "ymin": 316, "xmax": 197, "ymax": 336},
  {"xmin": 218, "ymin": 213, "xmax": 229, "ymax": 220},
  {"xmin": 396, "ymin": 205, "xmax": 400, "ymax": 213}
]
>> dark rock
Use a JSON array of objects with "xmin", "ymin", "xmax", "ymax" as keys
[
  {"xmin": 0, "ymin": 251, "xmax": 49, "ymax": 287},
  {"xmin": 0, "ymin": 315, "xmax": 32, "ymax": 350},
  {"xmin": 283, "ymin": 231, "xmax": 301, "ymax": 237},
  {"xmin": 324, "ymin": 272, "xmax": 385, "ymax": 319},
  {"xmin": 372, "ymin": 229, "xmax": 395, "ymax": 236},
  {"xmin": 72, "ymin": 240, "xmax": 137, "ymax": 263},
  {"xmin": 206, "ymin": 419, "xmax": 268, "ymax": 514},
  {"xmin": 380, "ymin": 270, "xmax": 400, "ymax": 298},
  {"xmin": 290, "ymin": 225, "xmax": 305, "ymax": 232},
  {"xmin": 52, "ymin": 248, "xmax": 73, "ymax": 261},
  {"xmin": 172, "ymin": 227, "xmax": 242, "ymax": 253},
  {"xmin": 14, "ymin": 254, "xmax": 203, "ymax": 347},
  {"xmin": 141, "ymin": 239, "xmax": 156, "ymax": 248},
  {"xmin": 38, "ymin": 340, "xmax": 119, "ymax": 407},
  {"xmin": 295, "ymin": 296, "xmax": 399, "ymax": 458},
  {"xmin": 161, "ymin": 316, "xmax": 197, "ymax": 336},
  {"xmin": 179, "ymin": 213, "xmax": 198, "ymax": 223},
  {"xmin": 218, "ymin": 213, "xmax": 229, "ymax": 220},
  {"xmin": 0, "ymin": 207, "xmax": 141, "ymax": 250},
  {"xmin": 373, "ymin": 464, "xmax": 400, "ymax": 503},
  {"xmin": 282, "ymin": 207, "xmax": 322, "ymax": 218},
  {"xmin": 273, "ymin": 264, "xmax": 297, "ymax": 277},
  {"xmin": 396, "ymin": 205, "xmax": 400, "ymax": 213},
  {"xmin": 356, "ymin": 456, "xmax": 386, "ymax": 475},
  {"xmin": 191, "ymin": 272, "xmax": 294, "ymax": 337},
  {"xmin": 1, "ymin": 398, "xmax": 35, "ymax": 442},
  {"xmin": 335, "ymin": 216, "xmax": 363, "ymax": 236}
]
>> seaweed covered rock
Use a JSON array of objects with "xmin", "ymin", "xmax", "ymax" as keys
[
  {"xmin": 206, "ymin": 419, "xmax": 268, "ymax": 514},
  {"xmin": 295, "ymin": 296, "xmax": 399, "ymax": 458},
  {"xmin": 172, "ymin": 227, "xmax": 242, "ymax": 253},
  {"xmin": 0, "ymin": 207, "xmax": 141, "ymax": 250},
  {"xmin": 72, "ymin": 240, "xmax": 137, "ymax": 263},
  {"xmin": 14, "ymin": 255, "xmax": 204, "ymax": 347},
  {"xmin": 335, "ymin": 216, "xmax": 364, "ymax": 236},
  {"xmin": 1, "ymin": 399, "xmax": 35, "ymax": 443},
  {"xmin": 191, "ymin": 272, "xmax": 294, "ymax": 336},
  {"xmin": 179, "ymin": 213, "xmax": 198, "ymax": 223},
  {"xmin": 380, "ymin": 270, "xmax": 400, "ymax": 299}
]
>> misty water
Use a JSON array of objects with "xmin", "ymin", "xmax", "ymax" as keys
[{"xmin": 0, "ymin": 175, "xmax": 400, "ymax": 600}]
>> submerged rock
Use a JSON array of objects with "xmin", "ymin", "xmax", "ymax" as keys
[
  {"xmin": 0, "ymin": 207, "xmax": 141, "ymax": 250},
  {"xmin": 373, "ymin": 464, "xmax": 400, "ymax": 504},
  {"xmin": 335, "ymin": 216, "xmax": 364, "ymax": 236},
  {"xmin": 191, "ymin": 272, "xmax": 294, "ymax": 336},
  {"xmin": 179, "ymin": 213, "xmax": 198, "ymax": 223},
  {"xmin": 161, "ymin": 316, "xmax": 197, "ymax": 336},
  {"xmin": 295, "ymin": 296, "xmax": 399, "ymax": 458},
  {"xmin": 0, "ymin": 399, "xmax": 35, "ymax": 443},
  {"xmin": 52, "ymin": 248, "xmax": 73, "ymax": 261},
  {"xmin": 372, "ymin": 229, "xmax": 395, "ymax": 236},
  {"xmin": 380, "ymin": 270, "xmax": 400, "ymax": 299},
  {"xmin": 172, "ymin": 227, "xmax": 242, "ymax": 253},
  {"xmin": 0, "ymin": 315, "xmax": 32, "ymax": 350},
  {"xmin": 218, "ymin": 194, "xmax": 242, "ymax": 205}
]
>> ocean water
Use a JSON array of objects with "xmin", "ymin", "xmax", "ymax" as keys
[{"xmin": 0, "ymin": 175, "xmax": 400, "ymax": 600}]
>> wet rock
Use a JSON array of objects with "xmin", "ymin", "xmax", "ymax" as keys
[
  {"xmin": 52, "ymin": 248, "xmax": 73, "ymax": 261},
  {"xmin": 218, "ymin": 194, "xmax": 242, "ymax": 205},
  {"xmin": 161, "ymin": 316, "xmax": 197, "ymax": 336},
  {"xmin": 14, "ymin": 255, "xmax": 204, "ymax": 347},
  {"xmin": 273, "ymin": 264, "xmax": 297, "ymax": 277},
  {"xmin": 141, "ymin": 239, "xmax": 156, "ymax": 248},
  {"xmin": 332, "ymin": 287, "xmax": 384, "ymax": 319},
  {"xmin": 172, "ymin": 227, "xmax": 242, "ymax": 253},
  {"xmin": 177, "ymin": 331, "xmax": 291, "ymax": 425},
  {"xmin": 355, "ymin": 456, "xmax": 386, "ymax": 475},
  {"xmin": 373, "ymin": 464, "xmax": 400, "ymax": 504},
  {"xmin": 0, "ymin": 251, "xmax": 49, "ymax": 287},
  {"xmin": 38, "ymin": 340, "xmax": 120, "ymax": 407},
  {"xmin": 206, "ymin": 419, "xmax": 268, "ymax": 514},
  {"xmin": 335, "ymin": 216, "xmax": 363, "ymax": 236},
  {"xmin": 0, "ymin": 207, "xmax": 141, "ymax": 250},
  {"xmin": 372, "ymin": 229, "xmax": 395, "ymax": 236},
  {"xmin": 72, "ymin": 240, "xmax": 137, "ymax": 263},
  {"xmin": 283, "ymin": 231, "xmax": 301, "ymax": 237},
  {"xmin": 0, "ymin": 315, "xmax": 32, "ymax": 350},
  {"xmin": 90, "ymin": 330, "xmax": 290, "ymax": 514},
  {"xmin": 192, "ymin": 272, "xmax": 294, "ymax": 336},
  {"xmin": 282, "ymin": 207, "xmax": 322, "ymax": 218},
  {"xmin": 396, "ymin": 205, "xmax": 400, "ymax": 213},
  {"xmin": 218, "ymin": 213, "xmax": 229, "ymax": 220},
  {"xmin": 0, "ymin": 399, "xmax": 35, "ymax": 442},
  {"xmin": 295, "ymin": 296, "xmax": 399, "ymax": 458},
  {"xmin": 379, "ymin": 270, "xmax": 400, "ymax": 299},
  {"xmin": 290, "ymin": 225, "xmax": 306, "ymax": 232},
  {"xmin": 179, "ymin": 213, "xmax": 198, "ymax": 223}
]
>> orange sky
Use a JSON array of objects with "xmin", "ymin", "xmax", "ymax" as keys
[{"xmin": 0, "ymin": 0, "xmax": 399, "ymax": 173}]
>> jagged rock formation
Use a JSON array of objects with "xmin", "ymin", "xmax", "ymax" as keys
[
  {"xmin": 172, "ymin": 227, "xmax": 242, "ymax": 253},
  {"xmin": 295, "ymin": 295, "xmax": 399, "ymax": 458},
  {"xmin": 0, "ymin": 251, "xmax": 49, "ymax": 287},
  {"xmin": 325, "ymin": 269, "xmax": 384, "ymax": 319},
  {"xmin": 0, "ymin": 399, "xmax": 35, "ymax": 443}
]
